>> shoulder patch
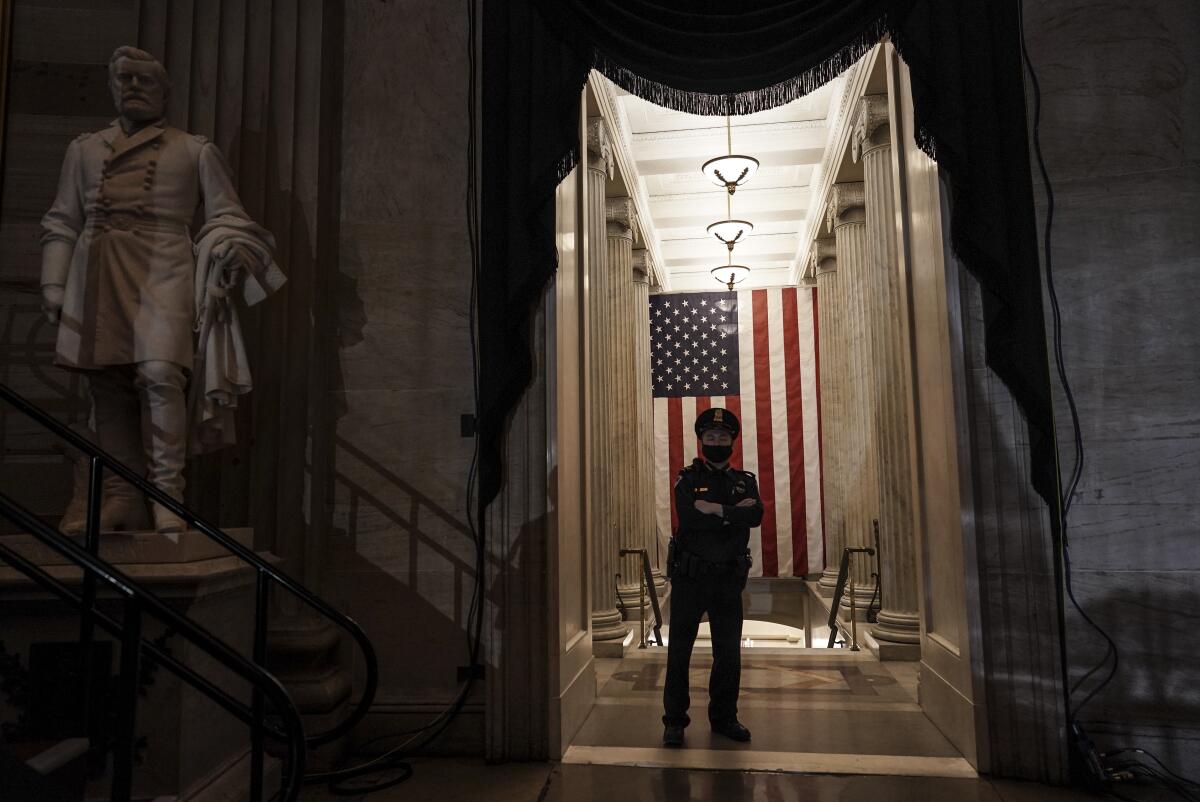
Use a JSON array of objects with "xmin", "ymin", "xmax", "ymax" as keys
[{"xmin": 740, "ymin": 470, "xmax": 756, "ymax": 480}]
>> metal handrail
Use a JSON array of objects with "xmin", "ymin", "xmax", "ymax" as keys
[
  {"xmin": 0, "ymin": 382, "xmax": 378, "ymax": 747},
  {"xmin": 0, "ymin": 492, "xmax": 305, "ymax": 801}
]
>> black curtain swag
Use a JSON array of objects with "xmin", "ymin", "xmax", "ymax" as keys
[{"xmin": 480, "ymin": 0, "xmax": 1057, "ymax": 524}]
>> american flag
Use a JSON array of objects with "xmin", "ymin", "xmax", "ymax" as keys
[{"xmin": 652, "ymin": 287, "xmax": 825, "ymax": 577}]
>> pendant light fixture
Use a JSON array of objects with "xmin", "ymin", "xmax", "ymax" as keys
[
  {"xmin": 701, "ymin": 115, "xmax": 759, "ymax": 195},
  {"xmin": 707, "ymin": 191, "xmax": 754, "ymax": 252},
  {"xmin": 703, "ymin": 115, "xmax": 756, "ymax": 290},
  {"xmin": 710, "ymin": 254, "xmax": 751, "ymax": 292}
]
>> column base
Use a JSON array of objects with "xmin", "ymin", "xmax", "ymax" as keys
[
  {"xmin": 591, "ymin": 608, "xmax": 628, "ymax": 657},
  {"xmin": 616, "ymin": 584, "xmax": 652, "ymax": 621},
  {"xmin": 816, "ymin": 569, "xmax": 839, "ymax": 597},
  {"xmin": 871, "ymin": 609, "xmax": 922, "ymax": 661},
  {"xmin": 837, "ymin": 582, "xmax": 879, "ymax": 620},
  {"xmin": 651, "ymin": 569, "xmax": 668, "ymax": 600}
]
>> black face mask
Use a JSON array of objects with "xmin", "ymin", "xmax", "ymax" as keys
[{"xmin": 702, "ymin": 444, "xmax": 733, "ymax": 464}]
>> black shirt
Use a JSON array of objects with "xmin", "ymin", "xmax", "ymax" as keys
[{"xmin": 673, "ymin": 458, "xmax": 764, "ymax": 564}]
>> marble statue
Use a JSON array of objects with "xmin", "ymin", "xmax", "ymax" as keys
[{"xmin": 41, "ymin": 46, "xmax": 284, "ymax": 534}]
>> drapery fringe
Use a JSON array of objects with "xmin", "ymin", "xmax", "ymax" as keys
[
  {"xmin": 592, "ymin": 14, "xmax": 895, "ymax": 117},
  {"xmin": 585, "ymin": 11, "xmax": 940, "ymax": 164}
]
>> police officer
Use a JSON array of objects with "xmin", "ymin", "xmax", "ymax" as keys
[{"xmin": 662, "ymin": 407, "xmax": 763, "ymax": 747}]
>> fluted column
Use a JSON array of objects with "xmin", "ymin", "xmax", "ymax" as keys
[
  {"xmin": 812, "ymin": 239, "xmax": 844, "ymax": 595},
  {"xmin": 607, "ymin": 198, "xmax": 646, "ymax": 619},
  {"xmin": 586, "ymin": 118, "xmax": 627, "ymax": 648},
  {"xmin": 826, "ymin": 183, "xmax": 878, "ymax": 615},
  {"xmin": 633, "ymin": 249, "xmax": 668, "ymax": 600},
  {"xmin": 854, "ymin": 95, "xmax": 921, "ymax": 654}
]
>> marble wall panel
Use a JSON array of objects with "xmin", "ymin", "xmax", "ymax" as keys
[
  {"xmin": 331, "ymin": 0, "xmax": 480, "ymax": 749},
  {"xmin": 1023, "ymin": 0, "xmax": 1200, "ymax": 183},
  {"xmin": 1025, "ymin": 0, "xmax": 1200, "ymax": 781}
]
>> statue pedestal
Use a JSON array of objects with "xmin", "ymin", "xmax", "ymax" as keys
[{"xmin": 0, "ymin": 528, "xmax": 283, "ymax": 801}]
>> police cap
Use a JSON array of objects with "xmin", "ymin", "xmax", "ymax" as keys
[{"xmin": 694, "ymin": 407, "xmax": 740, "ymax": 439}]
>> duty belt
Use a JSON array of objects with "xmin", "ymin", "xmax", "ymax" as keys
[
  {"xmin": 670, "ymin": 546, "xmax": 750, "ymax": 579},
  {"xmin": 88, "ymin": 213, "xmax": 189, "ymax": 235}
]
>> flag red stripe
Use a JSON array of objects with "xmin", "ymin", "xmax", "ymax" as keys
[
  {"xmin": 694, "ymin": 396, "xmax": 711, "ymax": 457},
  {"xmin": 668, "ymin": 396, "xmax": 683, "ymax": 535},
  {"xmin": 812, "ymin": 286, "xmax": 826, "ymax": 567},
  {"xmin": 751, "ymin": 290, "xmax": 778, "ymax": 576},
  {"xmin": 782, "ymin": 288, "xmax": 808, "ymax": 576},
  {"xmin": 725, "ymin": 395, "xmax": 744, "ymax": 469}
]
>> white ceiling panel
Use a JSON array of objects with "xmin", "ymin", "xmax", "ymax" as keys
[{"xmin": 606, "ymin": 74, "xmax": 844, "ymax": 291}]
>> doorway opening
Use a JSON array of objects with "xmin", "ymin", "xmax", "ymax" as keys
[{"xmin": 543, "ymin": 43, "xmax": 989, "ymax": 778}]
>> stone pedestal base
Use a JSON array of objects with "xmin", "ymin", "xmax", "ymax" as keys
[
  {"xmin": 837, "ymin": 582, "xmax": 879, "ymax": 621},
  {"xmin": 871, "ymin": 610, "xmax": 922, "ymax": 661},
  {"xmin": 592, "ymin": 607, "xmax": 630, "ymax": 657},
  {"xmin": 0, "ymin": 528, "xmax": 282, "ymax": 800},
  {"xmin": 616, "ymin": 583, "xmax": 652, "ymax": 621},
  {"xmin": 816, "ymin": 570, "xmax": 839, "ymax": 597},
  {"xmin": 267, "ymin": 617, "xmax": 353, "ymax": 772},
  {"xmin": 592, "ymin": 627, "xmax": 635, "ymax": 659}
]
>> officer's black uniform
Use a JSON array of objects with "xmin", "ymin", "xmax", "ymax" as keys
[{"xmin": 663, "ymin": 408, "xmax": 763, "ymax": 739}]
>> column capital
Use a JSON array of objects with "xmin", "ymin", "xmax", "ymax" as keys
[
  {"xmin": 810, "ymin": 237, "xmax": 837, "ymax": 275},
  {"xmin": 587, "ymin": 116, "xmax": 614, "ymax": 178},
  {"xmin": 826, "ymin": 182, "xmax": 866, "ymax": 232},
  {"xmin": 851, "ymin": 94, "xmax": 890, "ymax": 162},
  {"xmin": 632, "ymin": 248, "xmax": 654, "ymax": 284},
  {"xmin": 606, "ymin": 197, "xmax": 637, "ymax": 241}
]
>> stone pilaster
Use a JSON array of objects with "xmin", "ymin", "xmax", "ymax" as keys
[
  {"xmin": 825, "ymin": 182, "xmax": 878, "ymax": 616},
  {"xmin": 811, "ymin": 239, "xmax": 843, "ymax": 595},
  {"xmin": 855, "ymin": 95, "xmax": 921, "ymax": 656},
  {"xmin": 586, "ymin": 118, "xmax": 627, "ymax": 649}
]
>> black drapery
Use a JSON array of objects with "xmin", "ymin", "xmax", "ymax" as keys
[{"xmin": 480, "ymin": 0, "xmax": 1056, "ymax": 520}]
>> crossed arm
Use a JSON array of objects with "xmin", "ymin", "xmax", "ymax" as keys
[{"xmin": 674, "ymin": 476, "xmax": 764, "ymax": 530}]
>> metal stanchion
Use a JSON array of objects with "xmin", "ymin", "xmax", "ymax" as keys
[
  {"xmin": 638, "ymin": 568, "xmax": 647, "ymax": 649},
  {"xmin": 847, "ymin": 553, "xmax": 860, "ymax": 651}
]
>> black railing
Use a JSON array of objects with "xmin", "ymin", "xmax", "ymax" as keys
[{"xmin": 0, "ymin": 382, "xmax": 380, "ymax": 800}]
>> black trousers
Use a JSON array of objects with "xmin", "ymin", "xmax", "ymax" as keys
[{"xmin": 662, "ymin": 571, "xmax": 745, "ymax": 728}]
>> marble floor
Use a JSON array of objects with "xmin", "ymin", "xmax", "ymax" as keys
[
  {"xmin": 569, "ymin": 646, "xmax": 973, "ymax": 777},
  {"xmin": 296, "ymin": 648, "xmax": 1175, "ymax": 801},
  {"xmin": 298, "ymin": 758, "xmax": 1124, "ymax": 801}
]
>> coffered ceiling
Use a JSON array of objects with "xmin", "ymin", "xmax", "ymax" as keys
[{"xmin": 604, "ymin": 75, "xmax": 848, "ymax": 292}]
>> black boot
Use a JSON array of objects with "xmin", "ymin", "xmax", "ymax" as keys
[{"xmin": 710, "ymin": 720, "xmax": 751, "ymax": 742}]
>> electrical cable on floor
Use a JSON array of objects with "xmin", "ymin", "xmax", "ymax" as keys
[
  {"xmin": 1018, "ymin": 2, "xmax": 1198, "ymax": 800},
  {"xmin": 296, "ymin": 0, "xmax": 488, "ymax": 794}
]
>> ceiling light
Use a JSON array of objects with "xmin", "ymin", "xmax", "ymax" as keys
[
  {"xmin": 707, "ymin": 219, "xmax": 754, "ymax": 251},
  {"xmin": 701, "ymin": 116, "xmax": 759, "ymax": 195},
  {"xmin": 711, "ymin": 264, "xmax": 750, "ymax": 292}
]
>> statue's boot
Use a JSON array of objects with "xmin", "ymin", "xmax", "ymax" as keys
[
  {"xmin": 87, "ymin": 371, "xmax": 150, "ymax": 532},
  {"xmin": 136, "ymin": 361, "xmax": 189, "ymax": 535},
  {"xmin": 59, "ymin": 453, "xmax": 142, "ymax": 533},
  {"xmin": 58, "ymin": 426, "xmax": 90, "ymax": 535}
]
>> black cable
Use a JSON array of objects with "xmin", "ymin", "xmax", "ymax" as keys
[
  {"xmin": 1017, "ymin": 0, "xmax": 1120, "ymax": 725},
  {"xmin": 1021, "ymin": 16, "xmax": 1198, "ymax": 802},
  {"xmin": 1106, "ymin": 749, "xmax": 1200, "ymax": 793}
]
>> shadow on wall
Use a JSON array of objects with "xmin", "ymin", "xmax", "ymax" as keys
[
  {"xmin": 1070, "ymin": 575, "xmax": 1200, "ymax": 776},
  {"xmin": 325, "ymin": 432, "xmax": 527, "ymax": 692}
]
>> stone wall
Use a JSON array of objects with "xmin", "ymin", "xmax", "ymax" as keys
[
  {"xmin": 1025, "ymin": 0, "xmax": 1200, "ymax": 777},
  {"xmin": 328, "ymin": 0, "xmax": 483, "ymax": 751}
]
